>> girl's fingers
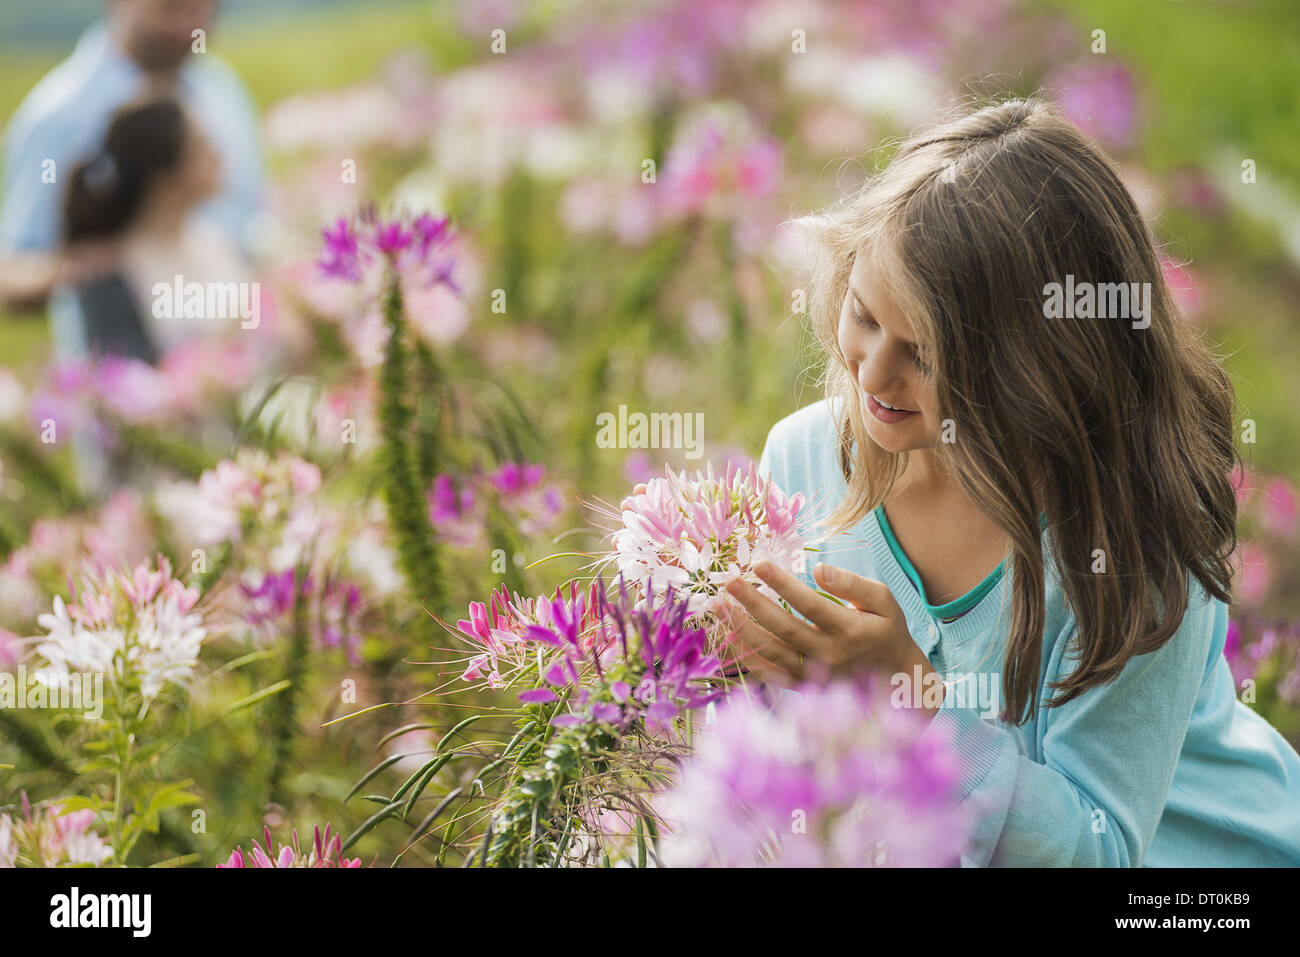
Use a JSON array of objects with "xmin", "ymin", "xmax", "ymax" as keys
[
  {"xmin": 812, "ymin": 562, "xmax": 896, "ymax": 616},
  {"xmin": 722, "ymin": 577, "xmax": 833, "ymax": 660},
  {"xmin": 753, "ymin": 561, "xmax": 859, "ymax": 634},
  {"xmin": 726, "ymin": 621, "xmax": 801, "ymax": 684}
]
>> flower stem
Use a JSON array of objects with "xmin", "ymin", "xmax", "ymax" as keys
[
  {"xmin": 268, "ymin": 565, "xmax": 311, "ymax": 805},
  {"xmin": 377, "ymin": 270, "xmax": 444, "ymax": 614},
  {"xmin": 110, "ymin": 697, "xmax": 131, "ymax": 867},
  {"xmin": 485, "ymin": 721, "xmax": 617, "ymax": 867},
  {"xmin": 413, "ymin": 340, "xmax": 443, "ymax": 488}
]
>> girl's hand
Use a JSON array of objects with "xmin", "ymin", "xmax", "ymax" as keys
[{"xmin": 721, "ymin": 560, "xmax": 941, "ymax": 706}]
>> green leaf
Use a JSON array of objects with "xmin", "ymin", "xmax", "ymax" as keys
[
  {"xmin": 502, "ymin": 720, "xmax": 537, "ymax": 757},
  {"xmin": 54, "ymin": 795, "xmax": 102, "ymax": 815},
  {"xmin": 403, "ymin": 754, "xmax": 452, "ymax": 820},
  {"xmin": 145, "ymin": 783, "xmax": 201, "ymax": 817},
  {"xmin": 130, "ymin": 737, "xmax": 173, "ymax": 767},
  {"xmin": 340, "ymin": 800, "xmax": 403, "ymax": 854},
  {"xmin": 409, "ymin": 788, "xmax": 463, "ymax": 844},
  {"xmin": 133, "ymin": 780, "xmax": 201, "ymax": 837},
  {"xmin": 344, "ymin": 754, "xmax": 408, "ymax": 804},
  {"xmin": 375, "ymin": 722, "xmax": 440, "ymax": 750},
  {"xmin": 209, "ymin": 649, "xmax": 278, "ymax": 681},
  {"xmin": 434, "ymin": 714, "xmax": 483, "ymax": 753},
  {"xmin": 223, "ymin": 679, "xmax": 292, "ymax": 716}
]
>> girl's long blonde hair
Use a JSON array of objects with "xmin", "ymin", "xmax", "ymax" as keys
[{"xmin": 800, "ymin": 97, "xmax": 1240, "ymax": 725}]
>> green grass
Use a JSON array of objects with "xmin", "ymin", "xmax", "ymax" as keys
[
  {"xmin": 0, "ymin": 3, "xmax": 473, "ymax": 120},
  {"xmin": 212, "ymin": 5, "xmax": 475, "ymax": 110}
]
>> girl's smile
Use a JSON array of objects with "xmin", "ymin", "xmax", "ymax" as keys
[{"xmin": 865, "ymin": 392, "xmax": 920, "ymax": 422}]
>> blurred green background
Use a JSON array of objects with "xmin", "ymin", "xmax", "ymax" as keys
[{"xmin": 2, "ymin": 0, "xmax": 1297, "ymax": 472}]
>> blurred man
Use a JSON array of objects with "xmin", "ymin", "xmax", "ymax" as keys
[{"xmin": 0, "ymin": 0, "xmax": 264, "ymax": 342}]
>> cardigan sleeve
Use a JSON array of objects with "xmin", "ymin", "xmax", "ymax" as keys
[{"xmin": 923, "ymin": 583, "xmax": 1222, "ymax": 867}]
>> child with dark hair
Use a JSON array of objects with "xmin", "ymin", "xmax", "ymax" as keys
[
  {"xmin": 62, "ymin": 98, "xmax": 188, "ymax": 363},
  {"xmin": 62, "ymin": 95, "xmax": 241, "ymax": 363}
]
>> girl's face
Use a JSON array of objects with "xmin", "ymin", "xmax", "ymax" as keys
[
  {"xmin": 149, "ymin": 116, "xmax": 221, "ymax": 216},
  {"xmin": 837, "ymin": 253, "xmax": 941, "ymax": 454},
  {"xmin": 175, "ymin": 119, "xmax": 222, "ymax": 202}
]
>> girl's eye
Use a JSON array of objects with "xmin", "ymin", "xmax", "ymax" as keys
[
  {"xmin": 848, "ymin": 296, "xmax": 932, "ymax": 375},
  {"xmin": 849, "ymin": 301, "xmax": 877, "ymax": 328}
]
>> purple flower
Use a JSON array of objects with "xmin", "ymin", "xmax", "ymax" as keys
[
  {"xmin": 472, "ymin": 575, "xmax": 721, "ymax": 732},
  {"xmin": 1224, "ymin": 618, "xmax": 1247, "ymax": 682},
  {"xmin": 319, "ymin": 219, "xmax": 363, "ymax": 281},
  {"xmin": 519, "ymin": 688, "xmax": 559, "ymax": 704},
  {"xmin": 586, "ymin": 577, "xmax": 724, "ymax": 729},
  {"xmin": 241, "ymin": 569, "xmax": 305, "ymax": 626},
  {"xmin": 1047, "ymin": 61, "xmax": 1138, "ymax": 150},
  {"xmin": 427, "ymin": 463, "xmax": 563, "ymax": 548},
  {"xmin": 427, "ymin": 474, "xmax": 485, "ymax": 549},
  {"xmin": 486, "ymin": 462, "xmax": 564, "ymax": 536},
  {"xmin": 373, "ymin": 221, "xmax": 412, "ymax": 256},
  {"xmin": 658, "ymin": 679, "xmax": 971, "ymax": 867},
  {"xmin": 319, "ymin": 579, "xmax": 364, "ymax": 666},
  {"xmin": 240, "ymin": 570, "xmax": 364, "ymax": 665},
  {"xmin": 317, "ymin": 207, "xmax": 459, "ymax": 289},
  {"xmin": 1224, "ymin": 617, "xmax": 1300, "ymax": 707}
]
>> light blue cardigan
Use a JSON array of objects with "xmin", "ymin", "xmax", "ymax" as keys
[{"xmin": 758, "ymin": 397, "xmax": 1300, "ymax": 866}]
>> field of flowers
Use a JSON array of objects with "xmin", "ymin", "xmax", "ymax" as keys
[{"xmin": 0, "ymin": 0, "xmax": 1297, "ymax": 868}]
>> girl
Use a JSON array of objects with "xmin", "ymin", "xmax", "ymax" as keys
[
  {"xmin": 62, "ymin": 94, "xmax": 247, "ymax": 360},
  {"xmin": 721, "ymin": 97, "xmax": 1300, "ymax": 867}
]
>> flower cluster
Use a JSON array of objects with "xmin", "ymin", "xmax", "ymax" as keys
[
  {"xmin": 658, "ymin": 680, "xmax": 970, "ymax": 867},
  {"xmin": 318, "ymin": 207, "xmax": 459, "ymax": 289},
  {"xmin": 520, "ymin": 578, "xmax": 724, "ymax": 731},
  {"xmin": 29, "ymin": 341, "xmax": 261, "ymax": 435},
  {"xmin": 477, "ymin": 579, "xmax": 725, "ymax": 867},
  {"xmin": 0, "ymin": 797, "xmax": 112, "ymax": 868},
  {"xmin": 428, "ymin": 461, "xmax": 565, "ymax": 550},
  {"xmin": 31, "ymin": 556, "xmax": 205, "ymax": 708},
  {"xmin": 0, "ymin": 490, "xmax": 157, "ymax": 625},
  {"xmin": 610, "ymin": 460, "xmax": 807, "ymax": 619},
  {"xmin": 156, "ymin": 448, "xmax": 322, "ymax": 548},
  {"xmin": 658, "ymin": 103, "xmax": 783, "ymax": 222},
  {"xmin": 1225, "ymin": 619, "xmax": 1300, "ymax": 704},
  {"xmin": 218, "ymin": 823, "xmax": 362, "ymax": 868},
  {"xmin": 240, "ymin": 568, "xmax": 365, "ymax": 665},
  {"xmin": 455, "ymin": 574, "xmax": 724, "ymax": 733},
  {"xmin": 455, "ymin": 580, "xmax": 603, "ymax": 691}
]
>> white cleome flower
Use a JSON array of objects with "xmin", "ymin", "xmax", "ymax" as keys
[{"xmin": 31, "ymin": 560, "xmax": 206, "ymax": 712}]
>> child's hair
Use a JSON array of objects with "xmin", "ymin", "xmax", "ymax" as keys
[
  {"xmin": 799, "ymin": 96, "xmax": 1239, "ymax": 726},
  {"xmin": 64, "ymin": 97, "xmax": 188, "ymax": 243}
]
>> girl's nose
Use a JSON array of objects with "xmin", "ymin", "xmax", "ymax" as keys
[{"xmin": 857, "ymin": 345, "xmax": 899, "ymax": 395}]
